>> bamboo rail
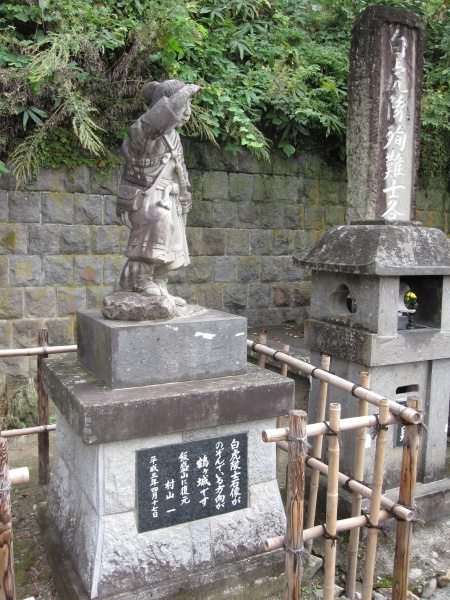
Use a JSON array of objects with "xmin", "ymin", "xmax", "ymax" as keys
[
  {"xmin": 276, "ymin": 344, "xmax": 290, "ymax": 473},
  {"xmin": 9, "ymin": 468, "xmax": 29, "ymax": 485},
  {"xmin": 37, "ymin": 329, "xmax": 50, "ymax": 484},
  {"xmin": 0, "ymin": 345, "xmax": 77, "ymax": 357},
  {"xmin": 247, "ymin": 341, "xmax": 422, "ymax": 424},
  {"xmin": 346, "ymin": 371, "xmax": 370, "ymax": 600},
  {"xmin": 392, "ymin": 395, "xmax": 421, "ymax": 600},
  {"xmin": 274, "ymin": 444, "xmax": 413, "ymax": 521},
  {"xmin": 0, "ymin": 438, "xmax": 15, "ymax": 598},
  {"xmin": 305, "ymin": 355, "xmax": 330, "ymax": 554},
  {"xmin": 0, "ymin": 330, "xmax": 65, "ymax": 485},
  {"xmin": 362, "ymin": 399, "xmax": 390, "ymax": 600},
  {"xmin": 265, "ymin": 509, "xmax": 393, "ymax": 551},
  {"xmin": 0, "ymin": 425, "xmax": 56, "ymax": 438},
  {"xmin": 257, "ymin": 331, "xmax": 267, "ymax": 368},
  {"xmin": 263, "ymin": 412, "xmax": 402, "ymax": 442},
  {"xmin": 284, "ymin": 410, "xmax": 307, "ymax": 600},
  {"xmin": 255, "ymin": 343, "xmax": 422, "ymax": 600},
  {"xmin": 323, "ymin": 403, "xmax": 340, "ymax": 600}
]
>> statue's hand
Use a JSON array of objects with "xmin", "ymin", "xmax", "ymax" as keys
[
  {"xmin": 167, "ymin": 85, "xmax": 202, "ymax": 121},
  {"xmin": 180, "ymin": 192, "xmax": 192, "ymax": 212},
  {"xmin": 117, "ymin": 207, "xmax": 132, "ymax": 229},
  {"xmin": 184, "ymin": 84, "xmax": 202, "ymax": 98},
  {"xmin": 156, "ymin": 181, "xmax": 173, "ymax": 210}
]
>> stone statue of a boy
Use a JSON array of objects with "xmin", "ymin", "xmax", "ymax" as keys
[{"xmin": 115, "ymin": 79, "xmax": 201, "ymax": 310}]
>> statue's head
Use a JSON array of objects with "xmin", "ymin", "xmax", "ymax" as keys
[{"xmin": 142, "ymin": 79, "xmax": 185, "ymax": 106}]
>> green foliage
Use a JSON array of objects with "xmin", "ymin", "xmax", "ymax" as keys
[
  {"xmin": 4, "ymin": 378, "xmax": 38, "ymax": 430},
  {"xmin": 0, "ymin": 0, "xmax": 449, "ymax": 186}
]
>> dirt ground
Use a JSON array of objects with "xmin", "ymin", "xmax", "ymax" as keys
[
  {"xmin": 6, "ymin": 431, "xmax": 450, "ymax": 600},
  {"xmin": 7, "ymin": 433, "xmax": 58, "ymax": 600}
]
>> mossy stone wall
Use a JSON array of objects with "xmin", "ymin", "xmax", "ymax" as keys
[{"xmin": 0, "ymin": 140, "xmax": 448, "ymax": 381}]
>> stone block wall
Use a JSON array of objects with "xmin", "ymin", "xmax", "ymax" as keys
[{"xmin": 0, "ymin": 140, "xmax": 447, "ymax": 381}]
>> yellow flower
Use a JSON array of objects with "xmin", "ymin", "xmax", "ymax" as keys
[{"xmin": 404, "ymin": 291, "xmax": 418, "ymax": 310}]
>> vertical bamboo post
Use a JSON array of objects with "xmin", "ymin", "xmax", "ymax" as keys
[
  {"xmin": 346, "ymin": 371, "xmax": 371, "ymax": 600},
  {"xmin": 276, "ymin": 345, "xmax": 290, "ymax": 473},
  {"xmin": 281, "ymin": 344, "xmax": 289, "ymax": 377},
  {"xmin": 257, "ymin": 330, "xmax": 267, "ymax": 368},
  {"xmin": 0, "ymin": 438, "xmax": 15, "ymax": 599},
  {"xmin": 37, "ymin": 329, "xmax": 50, "ymax": 485},
  {"xmin": 323, "ymin": 403, "xmax": 341, "ymax": 600},
  {"xmin": 362, "ymin": 399, "xmax": 390, "ymax": 600},
  {"xmin": 392, "ymin": 394, "xmax": 421, "ymax": 600},
  {"xmin": 284, "ymin": 410, "xmax": 307, "ymax": 600},
  {"xmin": 305, "ymin": 354, "xmax": 330, "ymax": 553}
]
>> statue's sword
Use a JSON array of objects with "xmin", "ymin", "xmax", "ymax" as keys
[{"xmin": 163, "ymin": 135, "xmax": 189, "ymax": 225}]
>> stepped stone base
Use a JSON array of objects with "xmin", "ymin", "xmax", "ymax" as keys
[
  {"xmin": 37, "ymin": 500, "xmax": 286, "ymax": 600},
  {"xmin": 42, "ymin": 329, "xmax": 294, "ymax": 599}
]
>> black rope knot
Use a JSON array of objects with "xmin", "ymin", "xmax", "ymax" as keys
[
  {"xmin": 369, "ymin": 414, "xmax": 389, "ymax": 439},
  {"xmin": 363, "ymin": 513, "xmax": 390, "ymax": 538},
  {"xmin": 351, "ymin": 384, "xmax": 365, "ymax": 397},
  {"xmin": 397, "ymin": 406, "xmax": 427, "ymax": 436},
  {"xmin": 342, "ymin": 476, "xmax": 369, "ymax": 493},
  {"xmin": 322, "ymin": 421, "xmax": 342, "ymax": 446},
  {"xmin": 321, "ymin": 524, "xmax": 338, "ymax": 547}
]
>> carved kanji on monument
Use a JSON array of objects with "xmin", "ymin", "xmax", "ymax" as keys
[{"xmin": 346, "ymin": 7, "xmax": 424, "ymax": 223}]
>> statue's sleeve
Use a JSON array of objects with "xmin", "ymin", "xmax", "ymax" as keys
[{"xmin": 128, "ymin": 97, "xmax": 180, "ymax": 147}]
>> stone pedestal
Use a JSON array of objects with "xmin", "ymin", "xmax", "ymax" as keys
[
  {"xmin": 77, "ymin": 308, "xmax": 247, "ymax": 389},
  {"xmin": 43, "ymin": 309, "xmax": 294, "ymax": 599}
]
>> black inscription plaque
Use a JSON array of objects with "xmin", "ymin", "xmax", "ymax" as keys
[{"xmin": 136, "ymin": 433, "xmax": 248, "ymax": 533}]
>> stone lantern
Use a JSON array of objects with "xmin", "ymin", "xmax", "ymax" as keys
[{"xmin": 298, "ymin": 220, "xmax": 450, "ymax": 504}]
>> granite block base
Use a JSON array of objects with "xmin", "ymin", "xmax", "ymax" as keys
[
  {"xmin": 42, "ymin": 355, "xmax": 293, "ymax": 445},
  {"xmin": 43, "ymin": 354, "xmax": 294, "ymax": 599},
  {"xmin": 38, "ymin": 500, "xmax": 285, "ymax": 600},
  {"xmin": 76, "ymin": 308, "xmax": 248, "ymax": 389},
  {"xmin": 47, "ymin": 409, "xmax": 288, "ymax": 599}
]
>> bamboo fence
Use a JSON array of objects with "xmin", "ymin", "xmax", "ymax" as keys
[
  {"xmin": 253, "ymin": 338, "xmax": 423, "ymax": 600},
  {"xmin": 0, "ymin": 331, "xmax": 425, "ymax": 600}
]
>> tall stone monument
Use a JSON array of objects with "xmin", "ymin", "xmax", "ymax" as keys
[
  {"xmin": 346, "ymin": 6, "xmax": 424, "ymax": 223},
  {"xmin": 297, "ymin": 7, "xmax": 450, "ymax": 518},
  {"xmin": 41, "ymin": 80, "xmax": 294, "ymax": 599}
]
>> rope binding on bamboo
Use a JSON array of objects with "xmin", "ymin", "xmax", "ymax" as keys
[
  {"xmin": 321, "ymin": 524, "xmax": 338, "ymax": 547},
  {"xmin": 273, "ymin": 350, "xmax": 290, "ymax": 361},
  {"xmin": 321, "ymin": 420, "xmax": 342, "ymax": 445},
  {"xmin": 283, "ymin": 543, "xmax": 309, "ymax": 563},
  {"xmin": 310, "ymin": 367, "xmax": 335, "ymax": 379},
  {"xmin": 351, "ymin": 383, "xmax": 366, "ymax": 396},
  {"xmin": 369, "ymin": 414, "xmax": 389, "ymax": 439},
  {"xmin": 342, "ymin": 476, "xmax": 370, "ymax": 492},
  {"xmin": 362, "ymin": 513, "xmax": 390, "ymax": 537},
  {"xmin": 287, "ymin": 433, "xmax": 311, "ymax": 454},
  {"xmin": 391, "ymin": 501, "xmax": 422, "ymax": 521},
  {"xmin": 396, "ymin": 406, "xmax": 428, "ymax": 436}
]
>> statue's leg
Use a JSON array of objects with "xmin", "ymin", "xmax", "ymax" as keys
[
  {"xmin": 117, "ymin": 259, "xmax": 139, "ymax": 291},
  {"xmin": 154, "ymin": 267, "xmax": 187, "ymax": 307},
  {"xmin": 133, "ymin": 261, "xmax": 163, "ymax": 296}
]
